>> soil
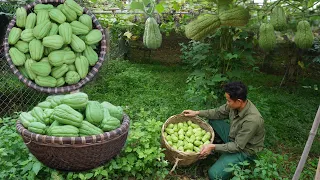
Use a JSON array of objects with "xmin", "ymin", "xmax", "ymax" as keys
[
  {"xmin": 127, "ymin": 32, "xmax": 189, "ymax": 66},
  {"xmin": 0, "ymin": 15, "xmax": 9, "ymax": 45}
]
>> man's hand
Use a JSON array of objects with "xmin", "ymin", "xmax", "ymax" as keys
[
  {"xmin": 182, "ymin": 110, "xmax": 200, "ymax": 117},
  {"xmin": 199, "ymin": 144, "xmax": 215, "ymax": 159}
]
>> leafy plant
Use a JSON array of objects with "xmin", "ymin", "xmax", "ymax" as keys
[
  {"xmin": 180, "ymin": 27, "xmax": 256, "ymax": 108},
  {"xmin": 0, "ymin": 0, "xmax": 34, "ymax": 16},
  {"xmin": 180, "ymin": 40, "xmax": 226, "ymax": 108},
  {"xmin": 102, "ymin": 108, "xmax": 169, "ymax": 179},
  {"xmin": 0, "ymin": 114, "xmax": 44, "ymax": 180},
  {"xmin": 224, "ymin": 149, "xmax": 290, "ymax": 180},
  {"xmin": 130, "ymin": 0, "xmax": 158, "ymax": 18},
  {"xmin": 59, "ymin": 108, "xmax": 169, "ymax": 179},
  {"xmin": 224, "ymin": 161, "xmax": 251, "ymax": 180}
]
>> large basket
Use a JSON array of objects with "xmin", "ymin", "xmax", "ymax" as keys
[
  {"xmin": 4, "ymin": 0, "xmax": 108, "ymax": 94},
  {"xmin": 160, "ymin": 114, "xmax": 215, "ymax": 168},
  {"xmin": 16, "ymin": 114, "xmax": 130, "ymax": 171}
]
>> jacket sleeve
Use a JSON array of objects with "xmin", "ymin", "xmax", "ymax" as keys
[
  {"xmin": 214, "ymin": 117, "xmax": 259, "ymax": 153},
  {"xmin": 198, "ymin": 104, "xmax": 230, "ymax": 120}
]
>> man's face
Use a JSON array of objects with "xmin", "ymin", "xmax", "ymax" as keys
[{"xmin": 225, "ymin": 93, "xmax": 242, "ymax": 110}]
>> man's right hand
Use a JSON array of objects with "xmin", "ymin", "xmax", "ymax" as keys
[{"xmin": 182, "ymin": 110, "xmax": 200, "ymax": 117}]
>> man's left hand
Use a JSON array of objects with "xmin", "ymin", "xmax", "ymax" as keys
[{"xmin": 199, "ymin": 144, "xmax": 215, "ymax": 159}]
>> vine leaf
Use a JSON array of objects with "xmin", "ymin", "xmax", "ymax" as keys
[
  {"xmin": 130, "ymin": 2, "xmax": 144, "ymax": 11},
  {"xmin": 155, "ymin": 3, "xmax": 165, "ymax": 13}
]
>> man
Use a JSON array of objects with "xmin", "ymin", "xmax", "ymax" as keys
[{"xmin": 183, "ymin": 81, "xmax": 265, "ymax": 180}]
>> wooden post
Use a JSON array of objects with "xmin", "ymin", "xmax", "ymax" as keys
[
  {"xmin": 315, "ymin": 157, "xmax": 320, "ymax": 180},
  {"xmin": 293, "ymin": 106, "xmax": 320, "ymax": 180}
]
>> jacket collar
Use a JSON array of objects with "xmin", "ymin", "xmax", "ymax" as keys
[{"xmin": 237, "ymin": 99, "xmax": 251, "ymax": 118}]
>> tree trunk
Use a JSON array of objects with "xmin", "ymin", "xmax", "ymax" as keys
[
  {"xmin": 261, "ymin": 51, "xmax": 273, "ymax": 73},
  {"xmin": 286, "ymin": 48, "xmax": 300, "ymax": 84},
  {"xmin": 287, "ymin": 54, "xmax": 297, "ymax": 83},
  {"xmin": 220, "ymin": 27, "xmax": 233, "ymax": 74}
]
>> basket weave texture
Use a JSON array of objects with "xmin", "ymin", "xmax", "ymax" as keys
[
  {"xmin": 4, "ymin": 0, "xmax": 108, "ymax": 94},
  {"xmin": 160, "ymin": 114, "xmax": 215, "ymax": 167},
  {"xmin": 16, "ymin": 114, "xmax": 130, "ymax": 171}
]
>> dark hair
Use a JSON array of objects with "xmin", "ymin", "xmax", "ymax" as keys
[{"xmin": 223, "ymin": 81, "xmax": 247, "ymax": 101}]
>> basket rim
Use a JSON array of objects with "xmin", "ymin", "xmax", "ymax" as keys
[
  {"xmin": 4, "ymin": 0, "xmax": 108, "ymax": 94},
  {"xmin": 161, "ymin": 114, "xmax": 215, "ymax": 156},
  {"xmin": 16, "ymin": 113, "xmax": 130, "ymax": 145}
]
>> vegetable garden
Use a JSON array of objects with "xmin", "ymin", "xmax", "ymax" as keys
[{"xmin": 1, "ymin": 0, "xmax": 320, "ymax": 179}]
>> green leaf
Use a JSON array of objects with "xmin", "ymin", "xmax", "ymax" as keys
[
  {"xmin": 125, "ymin": 146, "xmax": 133, "ymax": 152},
  {"xmin": 85, "ymin": 173, "xmax": 93, "ymax": 179},
  {"xmin": 22, "ymin": 163, "xmax": 33, "ymax": 174},
  {"xmin": 130, "ymin": 2, "xmax": 144, "ymax": 11},
  {"xmin": 142, "ymin": 0, "xmax": 151, "ymax": 5},
  {"xmin": 210, "ymin": 74, "xmax": 227, "ymax": 83},
  {"xmin": 19, "ymin": 159, "xmax": 30, "ymax": 166},
  {"xmin": 79, "ymin": 173, "xmax": 85, "ymax": 179},
  {"xmin": 32, "ymin": 162, "xmax": 41, "ymax": 175},
  {"xmin": 115, "ymin": 2, "xmax": 124, "ymax": 10},
  {"xmin": 313, "ymin": 56, "xmax": 320, "ymax": 63},
  {"xmin": 127, "ymin": 153, "xmax": 136, "ymax": 164},
  {"xmin": 242, "ymin": 161, "xmax": 250, "ymax": 166},
  {"xmin": 155, "ymin": 3, "xmax": 165, "ymax": 13},
  {"xmin": 224, "ymin": 167, "xmax": 234, "ymax": 172},
  {"xmin": 226, "ymin": 70, "xmax": 241, "ymax": 78},
  {"xmin": 67, "ymin": 173, "xmax": 73, "ymax": 179},
  {"xmin": 225, "ymin": 53, "xmax": 238, "ymax": 60},
  {"xmin": 262, "ymin": 169, "xmax": 266, "ymax": 176},
  {"xmin": 244, "ymin": 169, "xmax": 251, "ymax": 173},
  {"xmin": 172, "ymin": 2, "xmax": 181, "ymax": 11},
  {"xmin": 308, "ymin": 0, "xmax": 317, "ymax": 8},
  {"xmin": 101, "ymin": 170, "xmax": 108, "ymax": 176},
  {"xmin": 314, "ymin": 85, "xmax": 318, "ymax": 91}
]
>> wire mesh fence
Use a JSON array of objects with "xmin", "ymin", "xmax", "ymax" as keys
[
  {"xmin": 0, "ymin": 0, "xmax": 125, "ymax": 117},
  {"xmin": 0, "ymin": 46, "xmax": 48, "ymax": 117}
]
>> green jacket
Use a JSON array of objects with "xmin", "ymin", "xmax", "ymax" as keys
[{"xmin": 199, "ymin": 100, "xmax": 265, "ymax": 155}]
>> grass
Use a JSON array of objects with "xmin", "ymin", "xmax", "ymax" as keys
[
  {"xmin": 240, "ymin": 71, "xmax": 320, "ymax": 155},
  {"xmin": 82, "ymin": 59, "xmax": 320, "ymax": 179},
  {"xmin": 83, "ymin": 60, "xmax": 191, "ymax": 121},
  {"xmin": 1, "ymin": 59, "xmax": 319, "ymax": 179}
]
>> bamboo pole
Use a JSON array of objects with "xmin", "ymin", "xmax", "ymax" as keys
[
  {"xmin": 315, "ymin": 157, "xmax": 320, "ymax": 180},
  {"xmin": 292, "ymin": 106, "xmax": 320, "ymax": 180}
]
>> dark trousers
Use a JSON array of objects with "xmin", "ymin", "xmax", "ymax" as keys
[{"xmin": 207, "ymin": 120, "xmax": 254, "ymax": 180}]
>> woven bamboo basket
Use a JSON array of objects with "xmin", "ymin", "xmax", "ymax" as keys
[
  {"xmin": 4, "ymin": 0, "xmax": 108, "ymax": 94},
  {"xmin": 16, "ymin": 114, "xmax": 130, "ymax": 171},
  {"xmin": 160, "ymin": 114, "xmax": 215, "ymax": 170}
]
